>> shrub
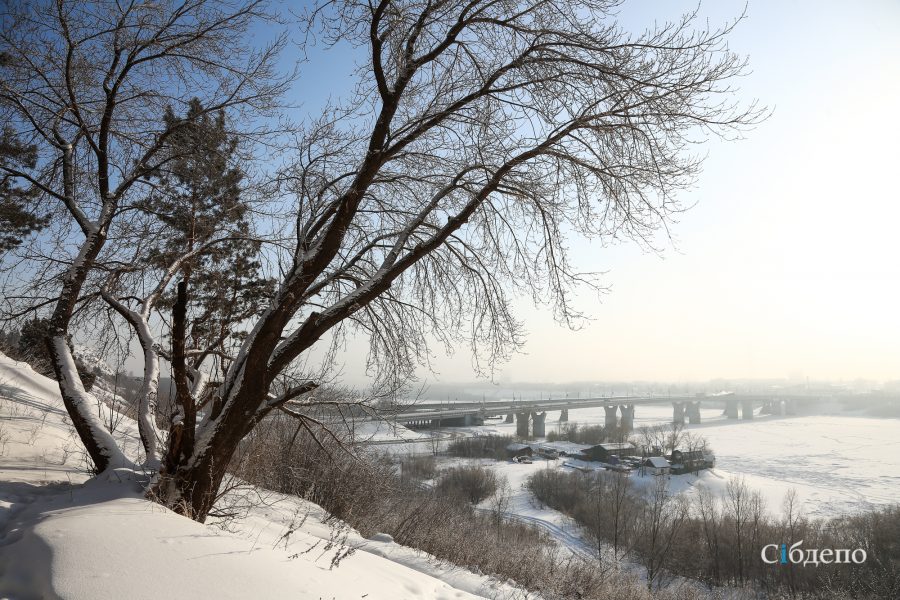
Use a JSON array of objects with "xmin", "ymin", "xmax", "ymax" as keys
[
  {"xmin": 436, "ymin": 464, "xmax": 498, "ymax": 504},
  {"xmin": 399, "ymin": 454, "xmax": 437, "ymax": 482}
]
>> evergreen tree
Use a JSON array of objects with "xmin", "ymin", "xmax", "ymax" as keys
[
  {"xmin": 0, "ymin": 146, "xmax": 44, "ymax": 253},
  {"xmin": 0, "ymin": 53, "xmax": 45, "ymax": 252},
  {"xmin": 0, "ymin": 132, "xmax": 45, "ymax": 251},
  {"xmin": 144, "ymin": 99, "xmax": 272, "ymax": 357},
  {"xmin": 143, "ymin": 99, "xmax": 273, "ymax": 474}
]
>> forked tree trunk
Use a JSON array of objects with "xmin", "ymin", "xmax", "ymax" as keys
[
  {"xmin": 152, "ymin": 341, "xmax": 272, "ymax": 520},
  {"xmin": 152, "ymin": 396, "xmax": 258, "ymax": 521}
]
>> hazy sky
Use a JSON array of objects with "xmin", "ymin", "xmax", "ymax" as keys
[{"xmin": 296, "ymin": 1, "xmax": 900, "ymax": 385}]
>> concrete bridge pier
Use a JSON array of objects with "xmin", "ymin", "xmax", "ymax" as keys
[
  {"xmin": 604, "ymin": 404, "xmax": 619, "ymax": 429},
  {"xmin": 686, "ymin": 401, "xmax": 701, "ymax": 424},
  {"xmin": 532, "ymin": 412, "xmax": 547, "ymax": 437},
  {"xmin": 741, "ymin": 399, "xmax": 754, "ymax": 420},
  {"xmin": 504, "ymin": 413, "xmax": 514, "ymax": 423},
  {"xmin": 778, "ymin": 400, "xmax": 786, "ymax": 416},
  {"xmin": 725, "ymin": 397, "xmax": 739, "ymax": 419},
  {"xmin": 672, "ymin": 401, "xmax": 685, "ymax": 425},
  {"xmin": 516, "ymin": 412, "xmax": 530, "ymax": 437},
  {"xmin": 619, "ymin": 404, "xmax": 634, "ymax": 431},
  {"xmin": 559, "ymin": 408, "xmax": 569, "ymax": 422}
]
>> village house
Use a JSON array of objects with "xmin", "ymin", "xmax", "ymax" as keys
[
  {"xmin": 581, "ymin": 442, "xmax": 638, "ymax": 463},
  {"xmin": 642, "ymin": 456, "xmax": 671, "ymax": 476},
  {"xmin": 669, "ymin": 449, "xmax": 715, "ymax": 474}
]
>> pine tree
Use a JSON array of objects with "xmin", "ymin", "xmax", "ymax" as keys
[
  {"xmin": 0, "ymin": 53, "xmax": 45, "ymax": 252},
  {"xmin": 145, "ymin": 99, "xmax": 272, "ymax": 355},
  {"xmin": 142, "ymin": 100, "xmax": 272, "ymax": 474}
]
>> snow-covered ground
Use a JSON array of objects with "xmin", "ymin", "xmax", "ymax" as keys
[{"xmin": 0, "ymin": 354, "xmax": 525, "ymax": 600}]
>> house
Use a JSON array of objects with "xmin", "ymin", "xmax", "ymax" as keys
[
  {"xmin": 582, "ymin": 442, "xmax": 638, "ymax": 462},
  {"xmin": 669, "ymin": 449, "xmax": 715, "ymax": 474},
  {"xmin": 536, "ymin": 441, "xmax": 591, "ymax": 457},
  {"xmin": 642, "ymin": 456, "xmax": 671, "ymax": 476},
  {"xmin": 506, "ymin": 442, "xmax": 533, "ymax": 460}
]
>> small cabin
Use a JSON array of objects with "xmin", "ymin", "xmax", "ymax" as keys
[
  {"xmin": 642, "ymin": 456, "xmax": 671, "ymax": 476},
  {"xmin": 506, "ymin": 443, "xmax": 533, "ymax": 459}
]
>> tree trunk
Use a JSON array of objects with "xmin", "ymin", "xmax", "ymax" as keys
[
  {"xmin": 47, "ymin": 223, "xmax": 128, "ymax": 473},
  {"xmin": 135, "ymin": 318, "xmax": 162, "ymax": 468},
  {"xmin": 46, "ymin": 335, "xmax": 129, "ymax": 472},
  {"xmin": 153, "ymin": 348, "xmax": 270, "ymax": 521},
  {"xmin": 152, "ymin": 407, "xmax": 250, "ymax": 521}
]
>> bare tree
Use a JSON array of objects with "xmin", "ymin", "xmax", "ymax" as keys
[
  {"xmin": 608, "ymin": 470, "xmax": 633, "ymax": 559},
  {"xmin": 0, "ymin": 0, "xmax": 287, "ymax": 474},
  {"xmin": 488, "ymin": 477, "xmax": 511, "ymax": 544},
  {"xmin": 637, "ymin": 476, "xmax": 689, "ymax": 590},
  {"xmin": 696, "ymin": 486, "xmax": 723, "ymax": 586},
  {"xmin": 725, "ymin": 476, "xmax": 750, "ymax": 584},
  {"xmin": 747, "ymin": 488, "xmax": 766, "ymax": 583},
  {"xmin": 3, "ymin": 0, "xmax": 761, "ymax": 521},
  {"xmin": 781, "ymin": 487, "xmax": 802, "ymax": 595},
  {"xmin": 664, "ymin": 421, "xmax": 686, "ymax": 456},
  {"xmin": 589, "ymin": 471, "xmax": 609, "ymax": 561}
]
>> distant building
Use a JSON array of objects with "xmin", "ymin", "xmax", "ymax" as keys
[
  {"xmin": 582, "ymin": 442, "xmax": 638, "ymax": 462},
  {"xmin": 642, "ymin": 456, "xmax": 671, "ymax": 476},
  {"xmin": 536, "ymin": 441, "xmax": 591, "ymax": 457},
  {"xmin": 506, "ymin": 443, "xmax": 533, "ymax": 459},
  {"xmin": 669, "ymin": 449, "xmax": 715, "ymax": 474},
  {"xmin": 533, "ymin": 445, "xmax": 560, "ymax": 459}
]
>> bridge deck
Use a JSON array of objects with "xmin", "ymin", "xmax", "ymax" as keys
[{"xmin": 390, "ymin": 395, "xmax": 707, "ymax": 421}]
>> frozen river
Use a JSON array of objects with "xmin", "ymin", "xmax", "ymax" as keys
[
  {"xmin": 555, "ymin": 404, "xmax": 900, "ymax": 518},
  {"xmin": 381, "ymin": 402, "xmax": 900, "ymax": 519}
]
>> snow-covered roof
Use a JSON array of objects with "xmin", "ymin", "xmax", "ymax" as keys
[
  {"xmin": 537, "ymin": 441, "xmax": 590, "ymax": 454},
  {"xmin": 644, "ymin": 457, "xmax": 670, "ymax": 469},
  {"xmin": 596, "ymin": 442, "xmax": 636, "ymax": 452},
  {"xmin": 506, "ymin": 442, "xmax": 531, "ymax": 451}
]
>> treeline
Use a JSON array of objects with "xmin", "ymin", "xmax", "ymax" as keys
[
  {"xmin": 446, "ymin": 434, "xmax": 516, "ymax": 458},
  {"xmin": 528, "ymin": 468, "xmax": 899, "ymax": 598},
  {"xmin": 229, "ymin": 414, "xmax": 713, "ymax": 600},
  {"xmin": 547, "ymin": 422, "xmax": 611, "ymax": 445}
]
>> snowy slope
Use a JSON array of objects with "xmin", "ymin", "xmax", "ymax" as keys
[{"xmin": 0, "ymin": 353, "xmax": 515, "ymax": 600}]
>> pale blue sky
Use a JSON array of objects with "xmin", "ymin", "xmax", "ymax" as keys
[{"xmin": 284, "ymin": 1, "xmax": 900, "ymax": 384}]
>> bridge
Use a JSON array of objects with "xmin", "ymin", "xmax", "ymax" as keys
[{"xmin": 391, "ymin": 394, "xmax": 804, "ymax": 436}]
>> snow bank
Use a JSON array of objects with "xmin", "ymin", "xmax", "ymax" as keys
[{"xmin": 0, "ymin": 353, "xmax": 509, "ymax": 599}]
